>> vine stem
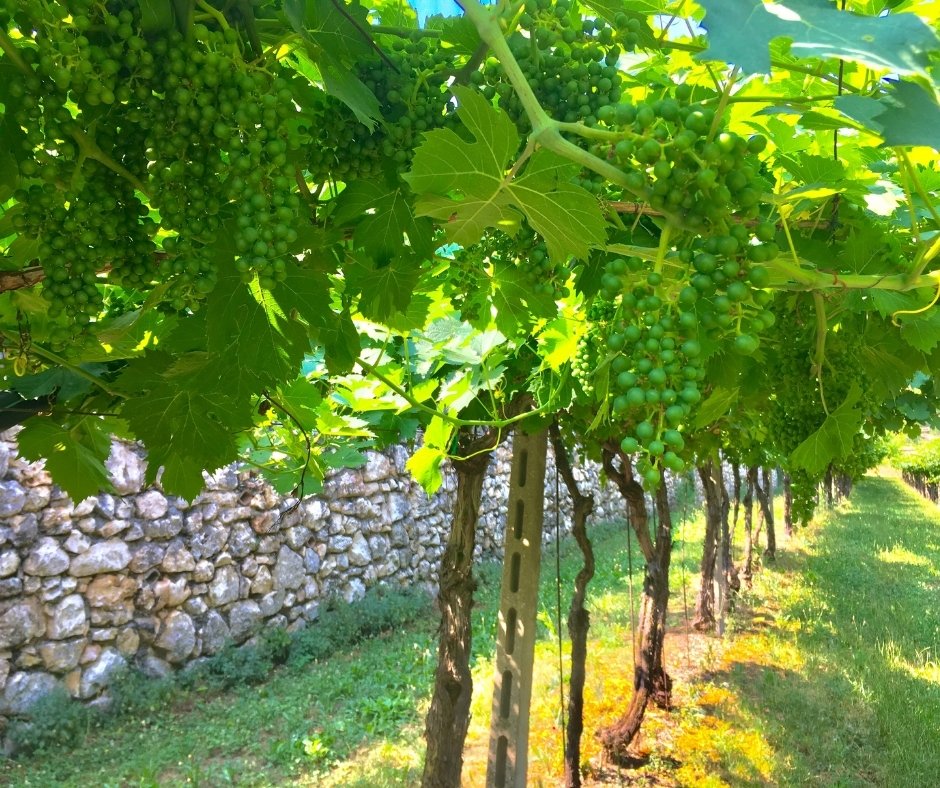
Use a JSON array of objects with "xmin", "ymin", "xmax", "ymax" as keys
[
  {"xmin": 0, "ymin": 28, "xmax": 31, "ymax": 75},
  {"xmin": 812, "ymin": 292, "xmax": 830, "ymax": 416},
  {"xmin": 196, "ymin": 0, "xmax": 229, "ymax": 30},
  {"xmin": 71, "ymin": 129, "xmax": 151, "ymax": 197},
  {"xmin": 707, "ymin": 65, "xmax": 741, "ymax": 143},
  {"xmin": 22, "ymin": 341, "xmax": 122, "ymax": 399}
]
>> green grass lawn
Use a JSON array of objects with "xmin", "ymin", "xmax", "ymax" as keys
[{"xmin": 2, "ymin": 472, "xmax": 939, "ymax": 786}]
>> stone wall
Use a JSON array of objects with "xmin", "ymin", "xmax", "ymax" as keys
[{"xmin": 0, "ymin": 430, "xmax": 621, "ymax": 720}]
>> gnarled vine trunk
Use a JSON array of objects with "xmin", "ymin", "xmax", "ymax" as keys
[
  {"xmin": 598, "ymin": 449, "xmax": 672, "ymax": 763},
  {"xmin": 549, "ymin": 424, "xmax": 595, "ymax": 788},
  {"xmin": 422, "ymin": 432, "xmax": 496, "ymax": 788},
  {"xmin": 783, "ymin": 472, "xmax": 793, "ymax": 537},
  {"xmin": 756, "ymin": 467, "xmax": 776, "ymax": 560},
  {"xmin": 741, "ymin": 467, "xmax": 756, "ymax": 586},
  {"xmin": 693, "ymin": 461, "xmax": 719, "ymax": 632}
]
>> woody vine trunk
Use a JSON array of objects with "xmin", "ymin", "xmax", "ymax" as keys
[
  {"xmin": 549, "ymin": 423, "xmax": 595, "ymax": 788},
  {"xmin": 599, "ymin": 448, "xmax": 673, "ymax": 763},
  {"xmin": 421, "ymin": 431, "xmax": 495, "ymax": 788}
]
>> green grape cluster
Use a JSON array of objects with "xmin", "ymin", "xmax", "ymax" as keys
[
  {"xmin": 309, "ymin": 35, "xmax": 452, "ymax": 182},
  {"xmin": 573, "ymin": 297, "xmax": 617, "ymax": 397},
  {"xmin": 476, "ymin": 2, "xmax": 636, "ymax": 130},
  {"xmin": 596, "ymin": 86, "xmax": 769, "ymax": 229},
  {"xmin": 5, "ymin": 1, "xmax": 314, "ymax": 320},
  {"xmin": 443, "ymin": 248, "xmax": 488, "ymax": 323}
]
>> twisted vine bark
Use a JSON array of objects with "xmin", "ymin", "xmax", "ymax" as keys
[
  {"xmin": 549, "ymin": 423, "xmax": 595, "ymax": 788},
  {"xmin": 421, "ymin": 429, "xmax": 497, "ymax": 788},
  {"xmin": 598, "ymin": 448, "xmax": 672, "ymax": 763},
  {"xmin": 783, "ymin": 472, "xmax": 794, "ymax": 537},
  {"xmin": 756, "ymin": 467, "xmax": 776, "ymax": 560},
  {"xmin": 742, "ymin": 467, "xmax": 757, "ymax": 586}
]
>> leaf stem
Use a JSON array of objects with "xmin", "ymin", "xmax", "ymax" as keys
[
  {"xmin": 0, "ymin": 28, "xmax": 31, "ymax": 75},
  {"xmin": 196, "ymin": 0, "xmax": 230, "ymax": 30},
  {"xmin": 24, "ymin": 342, "xmax": 122, "ymax": 399},
  {"xmin": 71, "ymin": 129, "xmax": 151, "ymax": 198},
  {"xmin": 812, "ymin": 292, "xmax": 829, "ymax": 415}
]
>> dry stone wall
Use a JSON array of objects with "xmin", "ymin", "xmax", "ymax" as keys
[{"xmin": 0, "ymin": 430, "xmax": 621, "ymax": 721}]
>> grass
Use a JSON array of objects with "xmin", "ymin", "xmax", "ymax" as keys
[{"xmin": 3, "ymin": 472, "xmax": 939, "ymax": 786}]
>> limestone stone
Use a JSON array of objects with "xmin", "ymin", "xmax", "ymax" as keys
[
  {"xmin": 200, "ymin": 611, "xmax": 229, "ymax": 655},
  {"xmin": 8, "ymin": 513, "xmax": 38, "ymax": 546},
  {"xmin": 138, "ymin": 654, "xmax": 171, "ymax": 679},
  {"xmin": 250, "ymin": 566, "xmax": 273, "ymax": 595},
  {"xmin": 79, "ymin": 648, "xmax": 126, "ymax": 698},
  {"xmin": 304, "ymin": 548, "xmax": 321, "ymax": 575},
  {"xmin": 343, "ymin": 579, "xmax": 366, "ymax": 604},
  {"xmin": 21, "ymin": 485, "xmax": 52, "ymax": 512},
  {"xmin": 0, "ymin": 441, "xmax": 7, "ymax": 477},
  {"xmin": 143, "ymin": 513, "xmax": 183, "ymax": 540},
  {"xmin": 115, "ymin": 626, "xmax": 140, "ymax": 656},
  {"xmin": 0, "ymin": 599, "xmax": 44, "ymax": 648},
  {"xmin": 0, "ymin": 550, "xmax": 20, "ymax": 578},
  {"xmin": 39, "ymin": 639, "xmax": 84, "ymax": 672},
  {"xmin": 99, "ymin": 519, "xmax": 130, "ymax": 538},
  {"xmin": 193, "ymin": 560, "xmax": 214, "ymax": 582},
  {"xmin": 1, "ymin": 671, "xmax": 59, "ymax": 715},
  {"xmin": 106, "ymin": 441, "xmax": 146, "ymax": 495},
  {"xmin": 135, "ymin": 490, "xmax": 168, "ymax": 520},
  {"xmin": 368, "ymin": 535, "xmax": 390, "ymax": 559},
  {"xmin": 250, "ymin": 511, "xmax": 277, "ymax": 534},
  {"xmin": 191, "ymin": 524, "xmax": 226, "ymax": 559},
  {"xmin": 362, "ymin": 452, "xmax": 393, "ymax": 483},
  {"xmin": 160, "ymin": 542, "xmax": 196, "ymax": 573},
  {"xmin": 348, "ymin": 533, "xmax": 372, "ymax": 567},
  {"xmin": 64, "ymin": 531, "xmax": 91, "ymax": 554},
  {"xmin": 48, "ymin": 594, "xmax": 87, "ymax": 639},
  {"xmin": 69, "ymin": 541, "xmax": 131, "ymax": 577},
  {"xmin": 129, "ymin": 543, "xmax": 165, "ymax": 574},
  {"xmin": 241, "ymin": 556, "xmax": 259, "ymax": 578},
  {"xmin": 273, "ymin": 545, "xmax": 304, "ymax": 591},
  {"xmin": 228, "ymin": 522, "xmax": 258, "ymax": 557},
  {"xmin": 86, "ymin": 575, "xmax": 137, "ymax": 609},
  {"xmin": 208, "ymin": 565, "xmax": 240, "ymax": 606},
  {"xmin": 153, "ymin": 577, "xmax": 190, "ymax": 609},
  {"xmin": 73, "ymin": 497, "xmax": 97, "ymax": 518},
  {"xmin": 329, "ymin": 535, "xmax": 353, "ymax": 553},
  {"xmin": 89, "ymin": 602, "xmax": 133, "ymax": 627},
  {"xmin": 0, "ymin": 480, "xmax": 27, "ymax": 517},
  {"xmin": 227, "ymin": 600, "xmax": 262, "ymax": 643},
  {"xmin": 259, "ymin": 590, "xmax": 285, "ymax": 617},
  {"xmin": 183, "ymin": 596, "xmax": 208, "ymax": 617},
  {"xmin": 219, "ymin": 506, "xmax": 253, "ymax": 525},
  {"xmin": 155, "ymin": 611, "xmax": 196, "ymax": 663},
  {"xmin": 302, "ymin": 498, "xmax": 329, "ymax": 526},
  {"xmin": 90, "ymin": 627, "xmax": 117, "ymax": 642},
  {"xmin": 23, "ymin": 537, "xmax": 69, "ymax": 577},
  {"xmin": 95, "ymin": 493, "xmax": 116, "ymax": 519}
]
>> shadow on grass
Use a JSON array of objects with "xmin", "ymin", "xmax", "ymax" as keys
[{"xmin": 693, "ymin": 475, "xmax": 940, "ymax": 786}]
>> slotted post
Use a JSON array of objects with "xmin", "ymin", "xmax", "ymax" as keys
[{"xmin": 486, "ymin": 428, "xmax": 549, "ymax": 788}]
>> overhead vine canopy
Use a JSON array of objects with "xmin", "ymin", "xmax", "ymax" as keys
[{"xmin": 0, "ymin": 0, "xmax": 938, "ymax": 501}]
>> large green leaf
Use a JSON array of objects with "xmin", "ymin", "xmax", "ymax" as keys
[
  {"xmin": 334, "ymin": 181, "xmax": 435, "ymax": 259},
  {"xmin": 345, "ymin": 252, "xmax": 422, "ymax": 321},
  {"xmin": 790, "ymin": 382, "xmax": 865, "ymax": 474},
  {"xmin": 697, "ymin": 0, "xmax": 937, "ymax": 77},
  {"xmin": 119, "ymin": 353, "xmax": 251, "ymax": 499},
  {"xmin": 404, "ymin": 88, "xmax": 606, "ymax": 262},
  {"xmin": 17, "ymin": 417, "xmax": 112, "ymax": 501},
  {"xmin": 899, "ymin": 308, "xmax": 940, "ymax": 353},
  {"xmin": 836, "ymin": 81, "xmax": 940, "ymax": 150}
]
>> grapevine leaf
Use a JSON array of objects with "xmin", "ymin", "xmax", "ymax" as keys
[
  {"xmin": 406, "ymin": 445, "xmax": 446, "ymax": 494},
  {"xmin": 538, "ymin": 316, "xmax": 581, "ymax": 372},
  {"xmin": 346, "ymin": 252, "xmax": 422, "ymax": 321},
  {"xmin": 405, "ymin": 87, "xmax": 606, "ymax": 262},
  {"xmin": 17, "ymin": 417, "xmax": 112, "ymax": 501},
  {"xmin": 334, "ymin": 181, "xmax": 435, "ymax": 259},
  {"xmin": 0, "ymin": 124, "xmax": 19, "ymax": 203},
  {"xmin": 139, "ymin": 0, "xmax": 175, "ymax": 34},
  {"xmin": 120, "ymin": 354, "xmax": 251, "ymax": 499},
  {"xmin": 12, "ymin": 365, "xmax": 106, "ymax": 402},
  {"xmin": 320, "ymin": 309, "xmax": 361, "ymax": 375},
  {"xmin": 790, "ymin": 382, "xmax": 864, "ymax": 474},
  {"xmin": 899, "ymin": 308, "xmax": 940, "ymax": 352},
  {"xmin": 274, "ymin": 377, "xmax": 323, "ymax": 431},
  {"xmin": 491, "ymin": 257, "xmax": 559, "ymax": 336},
  {"xmin": 694, "ymin": 386, "xmax": 740, "ymax": 429},
  {"xmin": 424, "ymin": 15, "xmax": 481, "ymax": 55},
  {"xmin": 697, "ymin": 0, "xmax": 937, "ymax": 77},
  {"xmin": 320, "ymin": 53, "xmax": 383, "ymax": 131},
  {"xmin": 205, "ymin": 270, "xmax": 309, "ymax": 399},
  {"xmin": 837, "ymin": 81, "xmax": 940, "ymax": 150}
]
